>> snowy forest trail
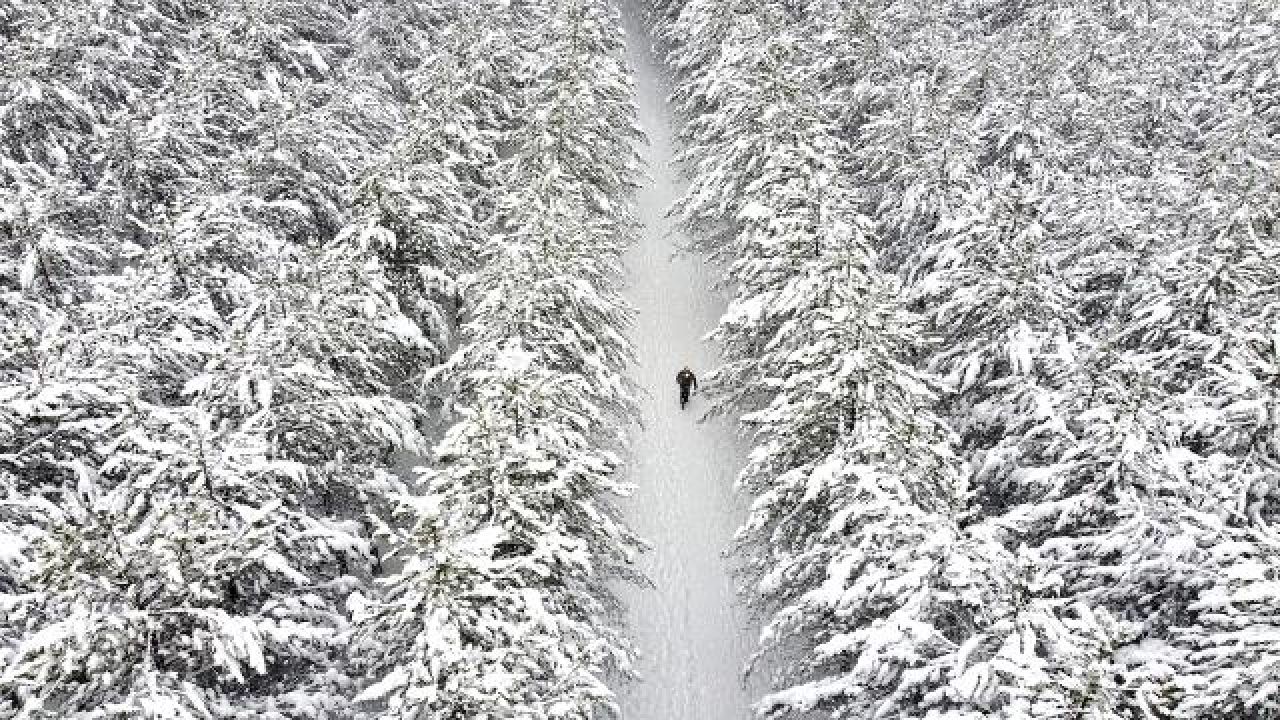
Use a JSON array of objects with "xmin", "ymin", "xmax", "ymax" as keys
[{"xmin": 616, "ymin": 7, "xmax": 756, "ymax": 720}]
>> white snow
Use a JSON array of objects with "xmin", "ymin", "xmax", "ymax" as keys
[{"xmin": 616, "ymin": 8, "xmax": 757, "ymax": 719}]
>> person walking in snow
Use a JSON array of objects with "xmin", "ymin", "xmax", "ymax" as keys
[{"xmin": 676, "ymin": 366, "xmax": 697, "ymax": 410}]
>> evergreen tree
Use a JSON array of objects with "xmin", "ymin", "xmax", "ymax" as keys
[
  {"xmin": 655, "ymin": 0, "xmax": 1280, "ymax": 718},
  {"xmin": 1, "ymin": 0, "xmax": 471, "ymax": 715},
  {"xmin": 350, "ymin": 1, "xmax": 642, "ymax": 717}
]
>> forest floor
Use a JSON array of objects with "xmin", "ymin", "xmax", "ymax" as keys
[{"xmin": 615, "ymin": 6, "xmax": 759, "ymax": 719}]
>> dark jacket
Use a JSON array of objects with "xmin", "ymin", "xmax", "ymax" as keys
[{"xmin": 676, "ymin": 369, "xmax": 697, "ymax": 391}]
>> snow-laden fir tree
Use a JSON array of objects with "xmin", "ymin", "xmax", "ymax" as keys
[
  {"xmin": 1, "ymin": 0, "xmax": 471, "ymax": 716},
  {"xmin": 350, "ymin": 0, "xmax": 642, "ymax": 717},
  {"xmin": 656, "ymin": 0, "xmax": 1280, "ymax": 718},
  {"xmin": 1158, "ymin": 5, "xmax": 1280, "ymax": 716},
  {"xmin": 351, "ymin": 342, "xmax": 635, "ymax": 719}
]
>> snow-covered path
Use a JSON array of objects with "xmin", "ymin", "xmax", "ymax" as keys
[{"xmin": 617, "ymin": 7, "xmax": 755, "ymax": 720}]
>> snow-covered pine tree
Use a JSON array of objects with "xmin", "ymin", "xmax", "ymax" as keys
[
  {"xmin": 1, "ymin": 3, "xmax": 207, "ymax": 711},
  {"xmin": 1158, "ymin": 5, "xmax": 1280, "ymax": 716},
  {"xmin": 656, "ymin": 0, "xmax": 1280, "ymax": 718},
  {"xmin": 734, "ymin": 230, "xmax": 978, "ymax": 718},
  {"xmin": 847, "ymin": 3, "xmax": 1223, "ymax": 715},
  {"xmin": 351, "ymin": 1, "xmax": 642, "ymax": 718},
  {"xmin": 668, "ymin": 7, "xmax": 861, "ymax": 419},
  {"xmin": 865, "ymin": 2, "xmax": 1278, "ymax": 716},
  {"xmin": 657, "ymin": 2, "xmax": 1019, "ymax": 718},
  {"xmin": 341, "ymin": 0, "xmax": 516, "ymax": 360},
  {"xmin": 351, "ymin": 341, "xmax": 635, "ymax": 718},
  {"xmin": 2, "ymin": 0, "xmax": 467, "ymax": 716}
]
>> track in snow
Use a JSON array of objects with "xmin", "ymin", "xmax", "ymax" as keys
[{"xmin": 616, "ymin": 7, "xmax": 756, "ymax": 720}]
